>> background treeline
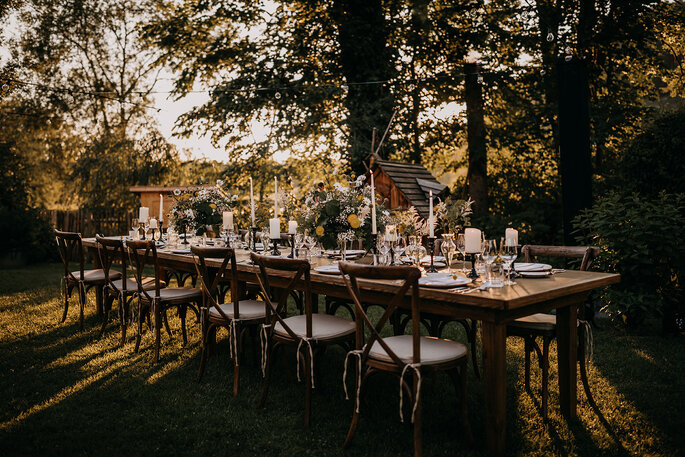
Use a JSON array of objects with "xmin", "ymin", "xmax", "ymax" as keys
[{"xmin": 0, "ymin": 0, "xmax": 683, "ymax": 330}]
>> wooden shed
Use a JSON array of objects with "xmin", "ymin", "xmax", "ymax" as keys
[
  {"xmin": 368, "ymin": 153, "xmax": 448, "ymax": 219},
  {"xmin": 129, "ymin": 186, "xmax": 211, "ymax": 220}
]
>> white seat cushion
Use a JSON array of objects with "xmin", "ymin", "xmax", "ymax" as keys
[
  {"xmin": 209, "ymin": 300, "xmax": 266, "ymax": 320},
  {"xmin": 155, "ymin": 287, "xmax": 201, "ymax": 302},
  {"xmin": 368, "ymin": 335, "xmax": 467, "ymax": 365},
  {"xmin": 274, "ymin": 314, "xmax": 356, "ymax": 341},
  {"xmin": 75, "ymin": 269, "xmax": 121, "ymax": 283},
  {"xmin": 111, "ymin": 277, "xmax": 161, "ymax": 292},
  {"xmin": 510, "ymin": 313, "xmax": 580, "ymax": 331}
]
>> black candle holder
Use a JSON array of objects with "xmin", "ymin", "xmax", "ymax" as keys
[
  {"xmin": 181, "ymin": 224, "xmax": 189, "ymax": 244},
  {"xmin": 150, "ymin": 228, "xmax": 156, "ymax": 242},
  {"xmin": 467, "ymin": 253, "xmax": 479, "ymax": 280},
  {"xmin": 157, "ymin": 221, "xmax": 164, "ymax": 242},
  {"xmin": 426, "ymin": 237, "xmax": 438, "ymax": 273},
  {"xmin": 270, "ymin": 238, "xmax": 281, "ymax": 256},
  {"xmin": 251, "ymin": 226, "xmax": 258, "ymax": 252},
  {"xmin": 288, "ymin": 233, "xmax": 296, "ymax": 258},
  {"xmin": 389, "ymin": 244, "xmax": 396, "ymax": 266}
]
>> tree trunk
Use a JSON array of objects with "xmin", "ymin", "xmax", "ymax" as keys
[
  {"xmin": 464, "ymin": 62, "xmax": 487, "ymax": 218},
  {"xmin": 332, "ymin": 0, "xmax": 395, "ymax": 174}
]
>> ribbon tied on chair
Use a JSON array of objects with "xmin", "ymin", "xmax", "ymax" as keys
[
  {"xmin": 399, "ymin": 363, "xmax": 423, "ymax": 423},
  {"xmin": 342, "ymin": 347, "xmax": 366, "ymax": 413},
  {"xmin": 296, "ymin": 337, "xmax": 315, "ymax": 389}
]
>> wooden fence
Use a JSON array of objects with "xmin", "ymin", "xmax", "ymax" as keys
[{"xmin": 42, "ymin": 209, "xmax": 135, "ymax": 238}]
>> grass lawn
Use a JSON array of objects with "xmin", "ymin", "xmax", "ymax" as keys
[{"xmin": 1, "ymin": 263, "xmax": 683, "ymax": 456}]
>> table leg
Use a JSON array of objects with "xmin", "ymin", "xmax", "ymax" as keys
[
  {"xmin": 482, "ymin": 321, "xmax": 506, "ymax": 457},
  {"xmin": 557, "ymin": 303, "xmax": 577, "ymax": 419}
]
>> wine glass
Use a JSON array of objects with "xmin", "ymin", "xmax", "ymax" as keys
[
  {"xmin": 482, "ymin": 239, "xmax": 498, "ymax": 286},
  {"xmin": 260, "ymin": 231, "xmax": 271, "ymax": 253},
  {"xmin": 295, "ymin": 233, "xmax": 305, "ymax": 258},
  {"xmin": 131, "ymin": 218, "xmax": 139, "ymax": 239},
  {"xmin": 142, "ymin": 220, "xmax": 150, "ymax": 240},
  {"xmin": 378, "ymin": 234, "xmax": 390, "ymax": 265},
  {"xmin": 456, "ymin": 233, "xmax": 467, "ymax": 272},
  {"xmin": 440, "ymin": 234, "xmax": 456, "ymax": 274},
  {"xmin": 500, "ymin": 236, "xmax": 518, "ymax": 285}
]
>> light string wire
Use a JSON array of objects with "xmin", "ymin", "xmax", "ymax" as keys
[{"xmin": 0, "ymin": 62, "xmax": 553, "ymax": 118}]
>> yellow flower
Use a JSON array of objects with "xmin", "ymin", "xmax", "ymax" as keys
[
  {"xmin": 209, "ymin": 203, "xmax": 217, "ymax": 209},
  {"xmin": 347, "ymin": 214, "xmax": 361, "ymax": 229},
  {"xmin": 315, "ymin": 225, "xmax": 325, "ymax": 236},
  {"xmin": 357, "ymin": 195, "xmax": 364, "ymax": 202}
]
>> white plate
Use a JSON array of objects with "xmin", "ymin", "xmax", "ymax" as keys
[
  {"xmin": 514, "ymin": 262, "xmax": 553, "ymax": 272},
  {"xmin": 171, "ymin": 249, "xmax": 191, "ymax": 254},
  {"xmin": 313, "ymin": 263, "xmax": 341, "ymax": 274},
  {"xmin": 419, "ymin": 273, "xmax": 471, "ymax": 288},
  {"xmin": 325, "ymin": 249, "xmax": 366, "ymax": 257},
  {"xmin": 519, "ymin": 271, "xmax": 552, "ymax": 278}
]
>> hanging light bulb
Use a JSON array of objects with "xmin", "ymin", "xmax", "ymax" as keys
[
  {"xmin": 274, "ymin": 91, "xmax": 281, "ymax": 99},
  {"xmin": 546, "ymin": 32, "xmax": 554, "ymax": 42},
  {"xmin": 477, "ymin": 74, "xmax": 484, "ymax": 84},
  {"xmin": 565, "ymin": 55, "xmax": 573, "ymax": 62},
  {"xmin": 565, "ymin": 46, "xmax": 572, "ymax": 55}
]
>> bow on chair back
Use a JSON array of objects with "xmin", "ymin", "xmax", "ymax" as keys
[
  {"xmin": 55, "ymin": 229, "xmax": 85, "ymax": 283},
  {"xmin": 95, "ymin": 236, "xmax": 127, "ymax": 296},
  {"xmin": 250, "ymin": 253, "xmax": 312, "ymax": 340},
  {"xmin": 126, "ymin": 240, "xmax": 163, "ymax": 300},
  {"xmin": 190, "ymin": 246, "xmax": 238, "ymax": 320},
  {"xmin": 338, "ymin": 262, "xmax": 421, "ymax": 367}
]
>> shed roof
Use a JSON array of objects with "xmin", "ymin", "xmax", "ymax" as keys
[{"xmin": 370, "ymin": 155, "xmax": 447, "ymax": 219}]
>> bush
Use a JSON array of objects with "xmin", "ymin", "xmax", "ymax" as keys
[{"xmin": 573, "ymin": 192, "xmax": 685, "ymax": 330}]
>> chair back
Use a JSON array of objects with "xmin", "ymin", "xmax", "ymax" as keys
[
  {"xmin": 95, "ymin": 235, "xmax": 127, "ymax": 294},
  {"xmin": 55, "ymin": 229, "xmax": 85, "ymax": 282},
  {"xmin": 251, "ymin": 253, "xmax": 311, "ymax": 339},
  {"xmin": 339, "ymin": 262, "xmax": 421, "ymax": 366},
  {"xmin": 126, "ymin": 240, "xmax": 163, "ymax": 301},
  {"xmin": 191, "ymin": 246, "xmax": 239, "ymax": 320},
  {"xmin": 521, "ymin": 245, "xmax": 600, "ymax": 271}
]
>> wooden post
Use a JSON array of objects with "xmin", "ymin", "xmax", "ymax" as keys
[
  {"xmin": 557, "ymin": 57, "xmax": 593, "ymax": 246},
  {"xmin": 482, "ymin": 321, "xmax": 506, "ymax": 456},
  {"xmin": 464, "ymin": 62, "xmax": 487, "ymax": 218}
]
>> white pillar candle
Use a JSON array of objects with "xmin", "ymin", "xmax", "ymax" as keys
[
  {"xmin": 465, "ymin": 228, "xmax": 482, "ymax": 253},
  {"xmin": 505, "ymin": 228, "xmax": 518, "ymax": 246},
  {"xmin": 149, "ymin": 218, "xmax": 158, "ymax": 229},
  {"xmin": 371, "ymin": 173, "xmax": 377, "ymax": 235},
  {"xmin": 139, "ymin": 207, "xmax": 149, "ymax": 223},
  {"xmin": 159, "ymin": 194, "xmax": 164, "ymax": 222},
  {"xmin": 249, "ymin": 177, "xmax": 256, "ymax": 226},
  {"xmin": 288, "ymin": 220, "xmax": 297, "ymax": 234},
  {"xmin": 223, "ymin": 211, "xmax": 234, "ymax": 230},
  {"xmin": 274, "ymin": 177, "xmax": 278, "ymax": 216},
  {"xmin": 428, "ymin": 190, "xmax": 434, "ymax": 238},
  {"xmin": 269, "ymin": 218, "xmax": 280, "ymax": 239}
]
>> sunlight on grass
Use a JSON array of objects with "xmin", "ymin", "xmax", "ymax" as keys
[{"xmin": 1, "ymin": 263, "xmax": 684, "ymax": 456}]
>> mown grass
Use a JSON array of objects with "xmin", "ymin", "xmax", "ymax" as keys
[{"xmin": 0, "ymin": 263, "xmax": 683, "ymax": 456}]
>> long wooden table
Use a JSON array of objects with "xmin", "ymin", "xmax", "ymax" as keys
[{"xmin": 83, "ymin": 239, "xmax": 620, "ymax": 456}]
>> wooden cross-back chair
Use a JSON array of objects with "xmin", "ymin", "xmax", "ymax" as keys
[
  {"xmin": 95, "ymin": 235, "xmax": 163, "ymax": 345},
  {"xmin": 55, "ymin": 229, "xmax": 121, "ymax": 331},
  {"xmin": 339, "ymin": 262, "xmax": 473, "ymax": 457},
  {"xmin": 251, "ymin": 253, "xmax": 355, "ymax": 427},
  {"xmin": 191, "ymin": 246, "xmax": 266, "ymax": 396},
  {"xmin": 127, "ymin": 240, "xmax": 202, "ymax": 363},
  {"xmin": 507, "ymin": 244, "xmax": 600, "ymax": 419}
]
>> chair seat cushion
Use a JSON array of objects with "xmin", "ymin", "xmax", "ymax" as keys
[
  {"xmin": 110, "ymin": 277, "xmax": 163, "ymax": 293},
  {"xmin": 209, "ymin": 300, "xmax": 265, "ymax": 320},
  {"xmin": 369, "ymin": 335, "xmax": 467, "ymax": 365},
  {"xmin": 74, "ymin": 269, "xmax": 122, "ymax": 284},
  {"xmin": 510, "ymin": 313, "xmax": 580, "ymax": 331},
  {"xmin": 274, "ymin": 314, "xmax": 355, "ymax": 341},
  {"xmin": 152, "ymin": 287, "xmax": 201, "ymax": 303}
]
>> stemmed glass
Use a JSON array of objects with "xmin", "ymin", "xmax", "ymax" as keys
[
  {"xmin": 377, "ymin": 234, "xmax": 390, "ymax": 265},
  {"xmin": 440, "ymin": 234, "xmax": 456, "ymax": 274},
  {"xmin": 456, "ymin": 233, "xmax": 467, "ymax": 272},
  {"xmin": 500, "ymin": 236, "xmax": 518, "ymax": 285},
  {"xmin": 260, "ymin": 231, "xmax": 271, "ymax": 253},
  {"xmin": 131, "ymin": 218, "xmax": 139, "ymax": 239},
  {"xmin": 142, "ymin": 220, "xmax": 150, "ymax": 240},
  {"xmin": 295, "ymin": 233, "xmax": 306, "ymax": 258},
  {"xmin": 482, "ymin": 239, "xmax": 498, "ymax": 286}
]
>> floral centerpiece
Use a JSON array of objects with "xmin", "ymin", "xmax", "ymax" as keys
[
  {"xmin": 391, "ymin": 206, "xmax": 430, "ymax": 237},
  {"xmin": 435, "ymin": 197, "xmax": 473, "ymax": 234},
  {"xmin": 299, "ymin": 175, "xmax": 390, "ymax": 249},
  {"xmin": 169, "ymin": 181, "xmax": 235, "ymax": 236}
]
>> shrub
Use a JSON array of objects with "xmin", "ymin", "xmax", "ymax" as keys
[{"xmin": 573, "ymin": 192, "xmax": 685, "ymax": 330}]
